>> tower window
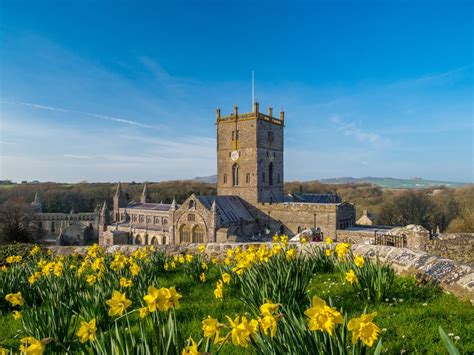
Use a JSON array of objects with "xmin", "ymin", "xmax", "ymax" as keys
[
  {"xmin": 246, "ymin": 173, "xmax": 250, "ymax": 184},
  {"xmin": 189, "ymin": 200, "xmax": 195, "ymax": 209},
  {"xmin": 223, "ymin": 174, "xmax": 227, "ymax": 184},
  {"xmin": 232, "ymin": 163, "xmax": 239, "ymax": 186},
  {"xmin": 269, "ymin": 162, "xmax": 274, "ymax": 186}
]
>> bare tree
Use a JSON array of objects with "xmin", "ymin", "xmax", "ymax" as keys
[{"xmin": 0, "ymin": 201, "xmax": 38, "ymax": 244}]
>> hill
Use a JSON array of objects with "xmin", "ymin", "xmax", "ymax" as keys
[{"xmin": 319, "ymin": 177, "xmax": 469, "ymax": 189}]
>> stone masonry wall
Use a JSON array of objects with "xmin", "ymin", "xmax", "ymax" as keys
[
  {"xmin": 424, "ymin": 233, "xmax": 474, "ymax": 264},
  {"xmin": 49, "ymin": 242, "xmax": 473, "ymax": 303}
]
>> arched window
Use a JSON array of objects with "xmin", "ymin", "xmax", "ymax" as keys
[
  {"xmin": 246, "ymin": 173, "xmax": 250, "ymax": 184},
  {"xmin": 232, "ymin": 163, "xmax": 239, "ymax": 186},
  {"xmin": 269, "ymin": 163, "xmax": 274, "ymax": 186},
  {"xmin": 223, "ymin": 174, "xmax": 227, "ymax": 184},
  {"xmin": 179, "ymin": 225, "xmax": 191, "ymax": 243},
  {"xmin": 51, "ymin": 221, "xmax": 55, "ymax": 232},
  {"xmin": 135, "ymin": 235, "xmax": 143, "ymax": 245},
  {"xmin": 192, "ymin": 225, "xmax": 205, "ymax": 243},
  {"xmin": 189, "ymin": 200, "xmax": 195, "ymax": 209},
  {"xmin": 150, "ymin": 237, "xmax": 158, "ymax": 245}
]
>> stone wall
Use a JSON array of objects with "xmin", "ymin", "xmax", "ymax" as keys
[
  {"xmin": 48, "ymin": 242, "xmax": 473, "ymax": 303},
  {"xmin": 424, "ymin": 233, "xmax": 474, "ymax": 264}
]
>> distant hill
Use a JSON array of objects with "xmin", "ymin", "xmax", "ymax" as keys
[
  {"xmin": 192, "ymin": 175, "xmax": 470, "ymax": 189},
  {"xmin": 319, "ymin": 177, "xmax": 469, "ymax": 189},
  {"xmin": 192, "ymin": 175, "xmax": 217, "ymax": 184}
]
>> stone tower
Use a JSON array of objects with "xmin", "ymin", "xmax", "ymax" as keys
[
  {"xmin": 216, "ymin": 102, "xmax": 284, "ymax": 204},
  {"xmin": 30, "ymin": 193, "xmax": 42, "ymax": 213},
  {"xmin": 140, "ymin": 182, "xmax": 151, "ymax": 203},
  {"xmin": 99, "ymin": 201, "xmax": 110, "ymax": 232},
  {"xmin": 113, "ymin": 182, "xmax": 126, "ymax": 222}
]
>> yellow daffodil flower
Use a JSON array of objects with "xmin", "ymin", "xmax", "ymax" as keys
[
  {"xmin": 5, "ymin": 292, "xmax": 24, "ymax": 307},
  {"xmin": 304, "ymin": 296, "xmax": 343, "ymax": 335},
  {"xmin": 345, "ymin": 269, "xmax": 358, "ymax": 284},
  {"xmin": 19, "ymin": 337, "xmax": 45, "ymax": 355},
  {"xmin": 348, "ymin": 312, "xmax": 381, "ymax": 347},
  {"xmin": 76, "ymin": 319, "xmax": 97, "ymax": 343},
  {"xmin": 105, "ymin": 291, "xmax": 132, "ymax": 317}
]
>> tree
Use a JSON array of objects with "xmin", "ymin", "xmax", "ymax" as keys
[
  {"xmin": 0, "ymin": 202, "xmax": 38, "ymax": 244},
  {"xmin": 376, "ymin": 190, "xmax": 436, "ymax": 230}
]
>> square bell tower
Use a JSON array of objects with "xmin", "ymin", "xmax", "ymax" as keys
[{"xmin": 216, "ymin": 102, "xmax": 284, "ymax": 204}]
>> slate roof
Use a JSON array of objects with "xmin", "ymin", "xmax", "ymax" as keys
[
  {"xmin": 125, "ymin": 202, "xmax": 172, "ymax": 212},
  {"xmin": 197, "ymin": 195, "xmax": 255, "ymax": 223},
  {"xmin": 284, "ymin": 193, "xmax": 341, "ymax": 204}
]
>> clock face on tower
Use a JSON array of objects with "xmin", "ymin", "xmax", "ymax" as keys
[{"xmin": 231, "ymin": 150, "xmax": 240, "ymax": 161}]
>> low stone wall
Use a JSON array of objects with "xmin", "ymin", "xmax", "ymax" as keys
[
  {"xmin": 424, "ymin": 233, "xmax": 474, "ymax": 264},
  {"xmin": 48, "ymin": 242, "xmax": 474, "ymax": 304}
]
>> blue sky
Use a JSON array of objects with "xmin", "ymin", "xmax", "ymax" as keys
[{"xmin": 0, "ymin": 0, "xmax": 472, "ymax": 183}]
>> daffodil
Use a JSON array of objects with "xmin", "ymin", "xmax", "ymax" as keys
[
  {"xmin": 348, "ymin": 312, "xmax": 381, "ymax": 347},
  {"xmin": 335, "ymin": 242, "xmax": 351, "ymax": 260},
  {"xmin": 301, "ymin": 236, "xmax": 308, "ymax": 245},
  {"xmin": 182, "ymin": 337, "xmax": 200, "ymax": 355},
  {"xmin": 106, "ymin": 291, "xmax": 132, "ymax": 317},
  {"xmin": 138, "ymin": 307, "xmax": 150, "ymax": 318},
  {"xmin": 202, "ymin": 316, "xmax": 223, "ymax": 344},
  {"xmin": 304, "ymin": 296, "xmax": 343, "ymax": 335},
  {"xmin": 345, "ymin": 269, "xmax": 358, "ymax": 284},
  {"xmin": 129, "ymin": 262, "xmax": 140, "ymax": 276},
  {"xmin": 221, "ymin": 272, "xmax": 231, "ymax": 284},
  {"xmin": 325, "ymin": 237, "xmax": 333, "ymax": 244},
  {"xmin": 260, "ymin": 301, "xmax": 279, "ymax": 317},
  {"xmin": 19, "ymin": 337, "xmax": 45, "ymax": 355},
  {"xmin": 226, "ymin": 315, "xmax": 258, "ymax": 348},
  {"xmin": 199, "ymin": 273, "xmax": 206, "ymax": 283},
  {"xmin": 325, "ymin": 249, "xmax": 333, "ymax": 257},
  {"xmin": 143, "ymin": 286, "xmax": 181, "ymax": 312},
  {"xmin": 214, "ymin": 281, "xmax": 223, "ymax": 299},
  {"xmin": 120, "ymin": 277, "xmax": 132, "ymax": 288},
  {"xmin": 5, "ymin": 292, "xmax": 24, "ymax": 306},
  {"xmin": 12, "ymin": 310, "xmax": 22, "ymax": 320},
  {"xmin": 28, "ymin": 272, "xmax": 42, "ymax": 285},
  {"xmin": 76, "ymin": 319, "xmax": 97, "ymax": 343},
  {"xmin": 198, "ymin": 245, "xmax": 206, "ymax": 253},
  {"xmin": 259, "ymin": 314, "xmax": 278, "ymax": 337},
  {"xmin": 354, "ymin": 255, "xmax": 365, "ymax": 268},
  {"xmin": 285, "ymin": 248, "xmax": 297, "ymax": 260},
  {"xmin": 30, "ymin": 245, "xmax": 41, "ymax": 256},
  {"xmin": 86, "ymin": 274, "xmax": 97, "ymax": 286}
]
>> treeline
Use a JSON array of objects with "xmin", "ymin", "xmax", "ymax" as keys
[{"xmin": 1, "ymin": 181, "xmax": 473, "ymax": 232}]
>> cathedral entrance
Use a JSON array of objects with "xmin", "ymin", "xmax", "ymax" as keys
[{"xmin": 192, "ymin": 225, "xmax": 205, "ymax": 243}]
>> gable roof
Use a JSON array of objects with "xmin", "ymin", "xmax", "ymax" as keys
[
  {"xmin": 125, "ymin": 202, "xmax": 171, "ymax": 212},
  {"xmin": 196, "ymin": 195, "xmax": 255, "ymax": 223},
  {"xmin": 284, "ymin": 193, "xmax": 341, "ymax": 204}
]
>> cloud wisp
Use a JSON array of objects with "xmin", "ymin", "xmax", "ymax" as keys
[
  {"xmin": 6, "ymin": 101, "xmax": 154, "ymax": 129},
  {"xmin": 329, "ymin": 114, "xmax": 392, "ymax": 147}
]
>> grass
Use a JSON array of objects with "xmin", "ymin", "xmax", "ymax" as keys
[
  {"xmin": 2, "ymin": 270, "xmax": 472, "ymax": 353},
  {"xmin": 307, "ymin": 272, "xmax": 474, "ymax": 353}
]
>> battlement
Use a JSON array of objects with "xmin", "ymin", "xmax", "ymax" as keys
[{"xmin": 216, "ymin": 102, "xmax": 284, "ymax": 126}]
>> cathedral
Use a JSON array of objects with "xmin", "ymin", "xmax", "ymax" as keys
[{"xmin": 99, "ymin": 102, "xmax": 356, "ymax": 246}]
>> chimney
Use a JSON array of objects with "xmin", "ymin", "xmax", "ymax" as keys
[
  {"xmin": 280, "ymin": 111, "xmax": 285, "ymax": 121},
  {"xmin": 216, "ymin": 108, "xmax": 221, "ymax": 120},
  {"xmin": 254, "ymin": 101, "xmax": 259, "ymax": 113},
  {"xmin": 269, "ymin": 106, "xmax": 273, "ymax": 116}
]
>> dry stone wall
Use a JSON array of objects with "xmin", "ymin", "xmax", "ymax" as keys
[
  {"xmin": 48, "ymin": 242, "xmax": 473, "ymax": 304},
  {"xmin": 424, "ymin": 233, "xmax": 474, "ymax": 264}
]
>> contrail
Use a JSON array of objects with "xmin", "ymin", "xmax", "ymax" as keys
[{"xmin": 5, "ymin": 101, "xmax": 153, "ymax": 128}]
